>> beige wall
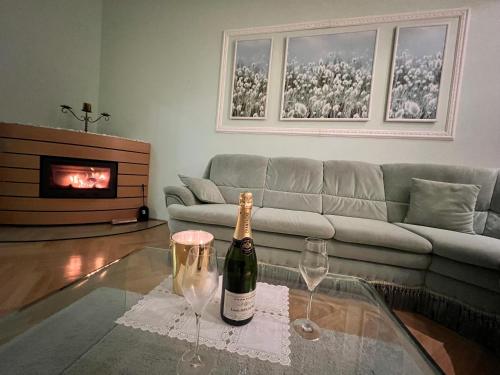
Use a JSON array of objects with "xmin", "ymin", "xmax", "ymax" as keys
[
  {"xmin": 99, "ymin": 0, "xmax": 500, "ymax": 220},
  {"xmin": 0, "ymin": 0, "xmax": 103, "ymax": 131}
]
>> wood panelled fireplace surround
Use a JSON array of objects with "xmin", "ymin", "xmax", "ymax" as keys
[{"xmin": 0, "ymin": 123, "xmax": 150, "ymax": 225}]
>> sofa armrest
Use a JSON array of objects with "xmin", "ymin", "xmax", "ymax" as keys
[{"xmin": 163, "ymin": 186, "xmax": 199, "ymax": 207}]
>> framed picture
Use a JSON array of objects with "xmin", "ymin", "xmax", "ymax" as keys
[
  {"xmin": 281, "ymin": 30, "xmax": 377, "ymax": 121},
  {"xmin": 386, "ymin": 25, "xmax": 448, "ymax": 122},
  {"xmin": 216, "ymin": 8, "xmax": 469, "ymax": 139},
  {"xmin": 230, "ymin": 39, "xmax": 272, "ymax": 119}
]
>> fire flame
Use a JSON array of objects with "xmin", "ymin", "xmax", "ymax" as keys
[{"xmin": 52, "ymin": 165, "xmax": 111, "ymax": 189}]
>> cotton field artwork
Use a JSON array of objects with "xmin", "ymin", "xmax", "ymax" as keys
[
  {"xmin": 217, "ymin": 9, "xmax": 467, "ymax": 138},
  {"xmin": 387, "ymin": 25, "xmax": 448, "ymax": 122},
  {"xmin": 281, "ymin": 30, "xmax": 377, "ymax": 121},
  {"xmin": 230, "ymin": 39, "xmax": 272, "ymax": 119}
]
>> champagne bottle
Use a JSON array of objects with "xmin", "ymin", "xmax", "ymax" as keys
[{"xmin": 220, "ymin": 192, "xmax": 257, "ymax": 326}]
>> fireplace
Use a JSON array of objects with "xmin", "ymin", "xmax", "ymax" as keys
[{"xmin": 40, "ymin": 156, "xmax": 118, "ymax": 198}]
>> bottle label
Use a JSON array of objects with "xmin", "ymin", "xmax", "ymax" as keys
[
  {"xmin": 234, "ymin": 237, "xmax": 254, "ymax": 255},
  {"xmin": 223, "ymin": 289, "xmax": 256, "ymax": 321}
]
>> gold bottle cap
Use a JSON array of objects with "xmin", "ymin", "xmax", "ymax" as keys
[{"xmin": 239, "ymin": 192, "xmax": 253, "ymax": 208}]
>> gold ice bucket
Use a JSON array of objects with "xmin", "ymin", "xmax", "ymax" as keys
[{"xmin": 170, "ymin": 230, "xmax": 214, "ymax": 295}]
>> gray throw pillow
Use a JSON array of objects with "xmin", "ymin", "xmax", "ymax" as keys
[
  {"xmin": 404, "ymin": 178, "xmax": 480, "ymax": 234},
  {"xmin": 178, "ymin": 175, "xmax": 225, "ymax": 204}
]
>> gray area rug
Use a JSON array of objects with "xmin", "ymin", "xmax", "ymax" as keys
[
  {"xmin": 0, "ymin": 287, "xmax": 425, "ymax": 375},
  {"xmin": 0, "ymin": 288, "xmax": 141, "ymax": 375},
  {"xmin": 63, "ymin": 324, "xmax": 423, "ymax": 375}
]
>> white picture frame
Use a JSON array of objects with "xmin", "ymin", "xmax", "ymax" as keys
[
  {"xmin": 385, "ymin": 24, "xmax": 449, "ymax": 122},
  {"xmin": 215, "ymin": 8, "xmax": 469, "ymax": 139},
  {"xmin": 229, "ymin": 38, "xmax": 273, "ymax": 120},
  {"xmin": 280, "ymin": 30, "xmax": 378, "ymax": 122}
]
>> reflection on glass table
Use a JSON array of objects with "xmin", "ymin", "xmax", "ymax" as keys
[{"xmin": 0, "ymin": 247, "xmax": 443, "ymax": 375}]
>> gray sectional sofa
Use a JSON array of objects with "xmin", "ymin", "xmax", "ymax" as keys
[{"xmin": 165, "ymin": 154, "xmax": 500, "ymax": 350}]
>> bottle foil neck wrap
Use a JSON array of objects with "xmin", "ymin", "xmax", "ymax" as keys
[{"xmin": 234, "ymin": 206, "xmax": 252, "ymax": 240}]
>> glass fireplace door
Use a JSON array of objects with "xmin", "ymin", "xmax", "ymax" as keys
[{"xmin": 39, "ymin": 156, "xmax": 118, "ymax": 199}]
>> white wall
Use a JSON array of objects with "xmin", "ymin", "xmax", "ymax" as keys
[
  {"xmin": 99, "ymin": 0, "xmax": 499, "ymax": 219},
  {"xmin": 0, "ymin": 0, "xmax": 103, "ymax": 131}
]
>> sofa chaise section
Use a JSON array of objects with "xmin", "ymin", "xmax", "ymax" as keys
[
  {"xmin": 381, "ymin": 163, "xmax": 500, "ymax": 348},
  {"xmin": 396, "ymin": 223, "xmax": 500, "ymax": 270},
  {"xmin": 381, "ymin": 163, "xmax": 500, "ymax": 303}
]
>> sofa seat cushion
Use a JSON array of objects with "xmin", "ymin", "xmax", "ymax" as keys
[
  {"xmin": 168, "ymin": 218, "xmax": 308, "ymax": 252},
  {"xmin": 252, "ymin": 208, "xmax": 334, "ymax": 238},
  {"xmin": 397, "ymin": 223, "xmax": 500, "ymax": 270},
  {"xmin": 168, "ymin": 204, "xmax": 259, "ymax": 228},
  {"xmin": 429, "ymin": 256, "xmax": 500, "ymax": 293},
  {"xmin": 325, "ymin": 215, "xmax": 432, "ymax": 254}
]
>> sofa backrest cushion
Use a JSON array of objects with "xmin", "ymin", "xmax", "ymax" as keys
[
  {"xmin": 263, "ymin": 157, "xmax": 323, "ymax": 213},
  {"xmin": 322, "ymin": 160, "xmax": 387, "ymax": 221},
  {"xmin": 208, "ymin": 154, "xmax": 268, "ymax": 207},
  {"xmin": 484, "ymin": 172, "xmax": 500, "ymax": 239},
  {"xmin": 382, "ymin": 163, "xmax": 498, "ymax": 234}
]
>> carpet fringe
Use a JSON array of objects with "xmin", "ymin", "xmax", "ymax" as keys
[{"xmin": 370, "ymin": 282, "xmax": 500, "ymax": 354}]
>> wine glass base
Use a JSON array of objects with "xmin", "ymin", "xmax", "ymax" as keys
[
  {"xmin": 177, "ymin": 348, "xmax": 216, "ymax": 375},
  {"xmin": 292, "ymin": 318, "xmax": 321, "ymax": 341}
]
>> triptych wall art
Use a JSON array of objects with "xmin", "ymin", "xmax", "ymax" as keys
[{"xmin": 216, "ymin": 8, "xmax": 469, "ymax": 139}]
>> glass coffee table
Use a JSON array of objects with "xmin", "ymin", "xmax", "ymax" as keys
[{"xmin": 0, "ymin": 247, "xmax": 442, "ymax": 374}]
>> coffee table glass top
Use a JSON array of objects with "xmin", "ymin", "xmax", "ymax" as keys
[{"xmin": 0, "ymin": 247, "xmax": 442, "ymax": 374}]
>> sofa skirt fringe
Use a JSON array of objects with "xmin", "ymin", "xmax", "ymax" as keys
[
  {"xmin": 372, "ymin": 282, "xmax": 500, "ymax": 354},
  {"xmin": 251, "ymin": 263, "xmax": 500, "ymax": 353}
]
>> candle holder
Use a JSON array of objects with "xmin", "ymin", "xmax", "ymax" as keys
[{"xmin": 60, "ymin": 103, "xmax": 111, "ymax": 132}]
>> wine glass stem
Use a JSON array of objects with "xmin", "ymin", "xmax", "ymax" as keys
[
  {"xmin": 306, "ymin": 289, "xmax": 314, "ymax": 321},
  {"xmin": 194, "ymin": 312, "xmax": 201, "ymax": 358}
]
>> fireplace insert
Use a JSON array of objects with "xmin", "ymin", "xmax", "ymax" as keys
[{"xmin": 40, "ymin": 156, "xmax": 118, "ymax": 198}]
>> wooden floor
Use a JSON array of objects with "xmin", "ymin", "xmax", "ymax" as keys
[
  {"xmin": 0, "ymin": 222, "xmax": 497, "ymax": 374},
  {"xmin": 0, "ymin": 222, "xmax": 169, "ymax": 316},
  {"xmin": 397, "ymin": 311, "xmax": 499, "ymax": 375}
]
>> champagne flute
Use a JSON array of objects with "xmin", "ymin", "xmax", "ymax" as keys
[
  {"xmin": 177, "ymin": 245, "xmax": 219, "ymax": 375},
  {"xmin": 292, "ymin": 237, "xmax": 329, "ymax": 341}
]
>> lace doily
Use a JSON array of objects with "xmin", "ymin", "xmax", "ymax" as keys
[{"xmin": 116, "ymin": 277, "xmax": 291, "ymax": 366}]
